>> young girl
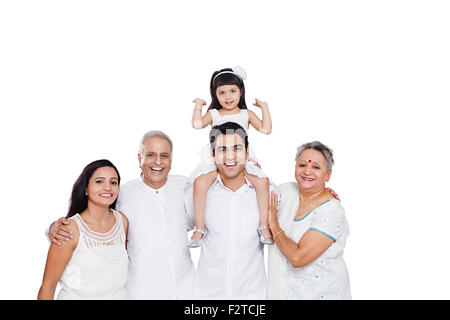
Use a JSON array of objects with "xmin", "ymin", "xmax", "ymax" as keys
[{"xmin": 188, "ymin": 66, "xmax": 273, "ymax": 248}]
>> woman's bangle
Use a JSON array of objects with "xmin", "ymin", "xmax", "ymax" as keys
[
  {"xmin": 194, "ymin": 108, "xmax": 202, "ymax": 112},
  {"xmin": 272, "ymin": 230, "xmax": 284, "ymax": 242}
]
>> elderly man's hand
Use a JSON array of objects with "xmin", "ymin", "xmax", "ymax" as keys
[{"xmin": 49, "ymin": 217, "xmax": 73, "ymax": 245}]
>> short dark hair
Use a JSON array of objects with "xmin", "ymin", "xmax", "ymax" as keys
[
  {"xmin": 209, "ymin": 122, "xmax": 249, "ymax": 155},
  {"xmin": 66, "ymin": 159, "xmax": 121, "ymax": 218},
  {"xmin": 208, "ymin": 68, "xmax": 247, "ymax": 111}
]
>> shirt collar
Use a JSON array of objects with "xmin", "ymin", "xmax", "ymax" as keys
[
  {"xmin": 212, "ymin": 174, "xmax": 255, "ymax": 193},
  {"xmin": 139, "ymin": 174, "xmax": 168, "ymax": 193}
]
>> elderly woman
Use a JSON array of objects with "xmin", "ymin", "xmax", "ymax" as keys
[{"xmin": 267, "ymin": 141, "xmax": 351, "ymax": 299}]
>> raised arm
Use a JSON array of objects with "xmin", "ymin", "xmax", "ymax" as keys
[
  {"xmin": 192, "ymin": 98, "xmax": 212, "ymax": 129},
  {"xmin": 248, "ymin": 99, "xmax": 272, "ymax": 134}
]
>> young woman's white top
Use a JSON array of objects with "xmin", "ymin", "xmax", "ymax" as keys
[
  {"xmin": 268, "ymin": 182, "xmax": 351, "ymax": 300},
  {"xmin": 57, "ymin": 209, "xmax": 128, "ymax": 300},
  {"xmin": 190, "ymin": 108, "xmax": 265, "ymax": 181}
]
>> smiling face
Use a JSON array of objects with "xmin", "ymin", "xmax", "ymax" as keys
[
  {"xmin": 138, "ymin": 136, "xmax": 172, "ymax": 189},
  {"xmin": 213, "ymin": 133, "xmax": 248, "ymax": 180},
  {"xmin": 215, "ymin": 84, "xmax": 241, "ymax": 111},
  {"xmin": 85, "ymin": 166, "xmax": 120, "ymax": 207},
  {"xmin": 295, "ymin": 148, "xmax": 332, "ymax": 193}
]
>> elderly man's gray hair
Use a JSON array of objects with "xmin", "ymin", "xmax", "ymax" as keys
[
  {"xmin": 138, "ymin": 130, "xmax": 173, "ymax": 162},
  {"xmin": 295, "ymin": 141, "xmax": 334, "ymax": 170}
]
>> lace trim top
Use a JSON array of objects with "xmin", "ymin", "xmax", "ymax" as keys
[{"xmin": 72, "ymin": 210, "xmax": 126, "ymax": 263}]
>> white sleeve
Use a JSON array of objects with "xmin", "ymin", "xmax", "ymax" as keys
[
  {"xmin": 183, "ymin": 182, "xmax": 195, "ymax": 231},
  {"xmin": 309, "ymin": 201, "xmax": 347, "ymax": 242}
]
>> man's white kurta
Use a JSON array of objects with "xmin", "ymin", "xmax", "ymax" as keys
[
  {"xmin": 185, "ymin": 176, "xmax": 267, "ymax": 300},
  {"xmin": 117, "ymin": 175, "xmax": 195, "ymax": 299}
]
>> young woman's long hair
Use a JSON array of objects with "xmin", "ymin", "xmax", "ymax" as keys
[
  {"xmin": 208, "ymin": 68, "xmax": 247, "ymax": 111},
  {"xmin": 66, "ymin": 159, "xmax": 121, "ymax": 218}
]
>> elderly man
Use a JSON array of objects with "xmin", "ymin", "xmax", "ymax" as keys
[
  {"xmin": 48, "ymin": 130, "xmax": 195, "ymax": 299},
  {"xmin": 184, "ymin": 122, "xmax": 273, "ymax": 299}
]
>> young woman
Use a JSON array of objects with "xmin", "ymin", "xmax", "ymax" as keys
[{"xmin": 38, "ymin": 159, "xmax": 129, "ymax": 300}]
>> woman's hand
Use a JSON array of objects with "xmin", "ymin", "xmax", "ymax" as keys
[
  {"xmin": 268, "ymin": 191, "xmax": 279, "ymax": 230},
  {"xmin": 253, "ymin": 98, "xmax": 268, "ymax": 109}
]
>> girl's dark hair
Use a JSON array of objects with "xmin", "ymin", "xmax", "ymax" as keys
[
  {"xmin": 208, "ymin": 68, "xmax": 247, "ymax": 111},
  {"xmin": 66, "ymin": 159, "xmax": 121, "ymax": 218}
]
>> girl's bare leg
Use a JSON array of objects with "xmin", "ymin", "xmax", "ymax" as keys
[
  {"xmin": 191, "ymin": 170, "xmax": 218, "ymax": 241},
  {"xmin": 245, "ymin": 171, "xmax": 272, "ymax": 241}
]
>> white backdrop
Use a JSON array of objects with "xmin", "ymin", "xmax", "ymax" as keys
[{"xmin": 1, "ymin": 0, "xmax": 449, "ymax": 299}]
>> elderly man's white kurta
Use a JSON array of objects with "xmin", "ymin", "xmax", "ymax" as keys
[
  {"xmin": 116, "ymin": 175, "xmax": 195, "ymax": 299},
  {"xmin": 185, "ymin": 177, "xmax": 267, "ymax": 300}
]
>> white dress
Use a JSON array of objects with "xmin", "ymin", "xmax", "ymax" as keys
[
  {"xmin": 268, "ymin": 182, "xmax": 351, "ymax": 300},
  {"xmin": 190, "ymin": 109, "xmax": 266, "ymax": 181},
  {"xmin": 57, "ymin": 209, "xmax": 128, "ymax": 300}
]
